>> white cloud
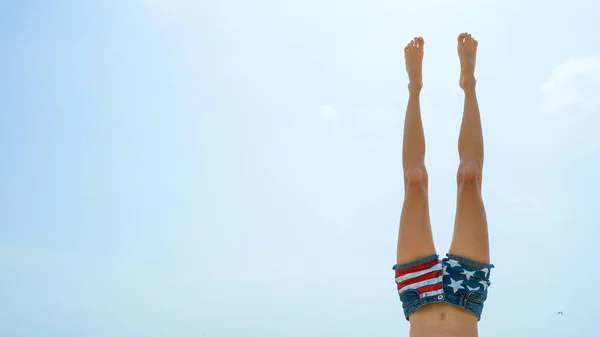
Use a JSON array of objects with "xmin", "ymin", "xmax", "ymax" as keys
[
  {"xmin": 538, "ymin": 54, "xmax": 600, "ymax": 115},
  {"xmin": 319, "ymin": 105, "xmax": 341, "ymax": 123}
]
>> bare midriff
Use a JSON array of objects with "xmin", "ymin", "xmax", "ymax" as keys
[{"xmin": 408, "ymin": 302, "xmax": 479, "ymax": 337}]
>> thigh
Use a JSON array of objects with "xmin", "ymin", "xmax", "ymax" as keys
[
  {"xmin": 396, "ymin": 165, "xmax": 436, "ymax": 264},
  {"xmin": 448, "ymin": 170, "xmax": 490, "ymax": 263}
]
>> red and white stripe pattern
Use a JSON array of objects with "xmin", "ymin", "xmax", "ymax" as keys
[{"xmin": 395, "ymin": 258, "xmax": 443, "ymax": 298}]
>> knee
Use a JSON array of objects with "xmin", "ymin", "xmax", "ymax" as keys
[
  {"xmin": 457, "ymin": 161, "xmax": 482, "ymax": 186},
  {"xmin": 404, "ymin": 165, "xmax": 428, "ymax": 188}
]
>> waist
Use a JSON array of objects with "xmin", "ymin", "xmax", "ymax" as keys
[{"xmin": 409, "ymin": 302, "xmax": 478, "ymax": 337}]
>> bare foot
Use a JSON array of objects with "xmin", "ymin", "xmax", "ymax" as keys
[
  {"xmin": 457, "ymin": 32, "xmax": 478, "ymax": 92},
  {"xmin": 404, "ymin": 37, "xmax": 424, "ymax": 92}
]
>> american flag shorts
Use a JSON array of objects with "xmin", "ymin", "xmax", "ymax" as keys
[{"xmin": 393, "ymin": 253, "xmax": 494, "ymax": 321}]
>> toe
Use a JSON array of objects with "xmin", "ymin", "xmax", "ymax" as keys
[
  {"xmin": 417, "ymin": 37, "xmax": 424, "ymax": 49},
  {"xmin": 468, "ymin": 36, "xmax": 477, "ymax": 47},
  {"xmin": 467, "ymin": 33, "xmax": 476, "ymax": 44},
  {"xmin": 458, "ymin": 32, "xmax": 466, "ymax": 43}
]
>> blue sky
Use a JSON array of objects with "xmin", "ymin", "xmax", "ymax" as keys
[{"xmin": 1, "ymin": 0, "xmax": 599, "ymax": 336}]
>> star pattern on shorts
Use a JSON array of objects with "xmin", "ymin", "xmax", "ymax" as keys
[
  {"xmin": 446, "ymin": 259, "xmax": 461, "ymax": 268},
  {"xmin": 479, "ymin": 279, "xmax": 489, "ymax": 290},
  {"xmin": 443, "ymin": 265, "xmax": 450, "ymax": 276},
  {"xmin": 467, "ymin": 285, "xmax": 481, "ymax": 292},
  {"xmin": 461, "ymin": 268, "xmax": 475, "ymax": 280},
  {"xmin": 481, "ymin": 267, "xmax": 489, "ymax": 277},
  {"xmin": 448, "ymin": 278, "xmax": 464, "ymax": 293}
]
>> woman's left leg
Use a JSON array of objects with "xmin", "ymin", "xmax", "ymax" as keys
[{"xmin": 448, "ymin": 33, "xmax": 490, "ymax": 264}]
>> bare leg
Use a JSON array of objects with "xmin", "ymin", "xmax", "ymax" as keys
[
  {"xmin": 396, "ymin": 37, "xmax": 436, "ymax": 264},
  {"xmin": 448, "ymin": 33, "xmax": 490, "ymax": 263}
]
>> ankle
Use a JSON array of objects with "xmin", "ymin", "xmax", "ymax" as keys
[
  {"xmin": 460, "ymin": 73, "xmax": 476, "ymax": 93},
  {"xmin": 408, "ymin": 82, "xmax": 423, "ymax": 94},
  {"xmin": 462, "ymin": 86, "xmax": 476, "ymax": 96}
]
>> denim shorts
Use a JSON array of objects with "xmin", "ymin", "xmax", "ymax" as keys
[{"xmin": 393, "ymin": 254, "xmax": 494, "ymax": 321}]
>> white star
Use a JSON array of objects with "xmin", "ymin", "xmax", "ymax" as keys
[
  {"xmin": 479, "ymin": 280, "xmax": 489, "ymax": 290},
  {"xmin": 481, "ymin": 268, "xmax": 489, "ymax": 277},
  {"xmin": 443, "ymin": 265, "xmax": 450, "ymax": 276},
  {"xmin": 446, "ymin": 259, "xmax": 461, "ymax": 269},
  {"xmin": 461, "ymin": 269, "xmax": 475, "ymax": 280},
  {"xmin": 467, "ymin": 285, "xmax": 480, "ymax": 292},
  {"xmin": 447, "ymin": 278, "xmax": 464, "ymax": 293}
]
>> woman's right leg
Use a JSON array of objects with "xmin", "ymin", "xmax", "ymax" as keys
[{"xmin": 396, "ymin": 37, "xmax": 436, "ymax": 265}]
